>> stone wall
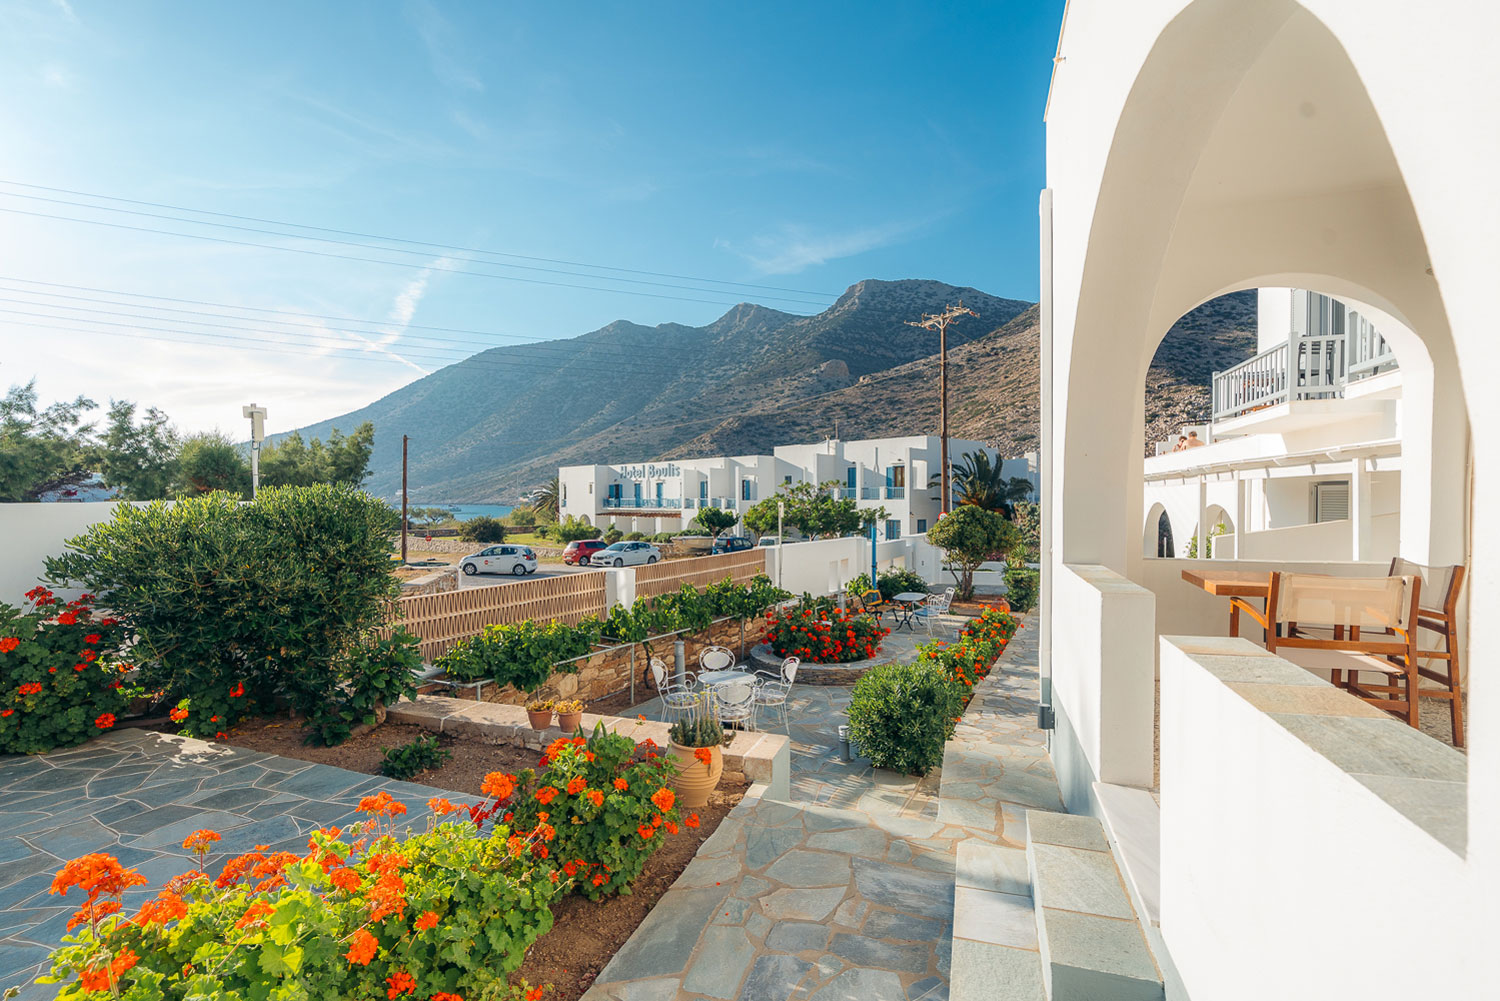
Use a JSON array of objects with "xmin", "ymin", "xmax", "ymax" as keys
[
  {"xmin": 428, "ymin": 614, "xmax": 770, "ymax": 707},
  {"xmin": 394, "ymin": 535, "xmax": 565, "ymax": 559},
  {"xmin": 400, "ymin": 565, "xmax": 460, "ymax": 596}
]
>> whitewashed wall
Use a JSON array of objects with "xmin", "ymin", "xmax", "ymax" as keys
[{"xmin": 0, "ymin": 502, "xmax": 144, "ymax": 601}]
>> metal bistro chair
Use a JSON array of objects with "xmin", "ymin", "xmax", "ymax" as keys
[
  {"xmin": 699, "ymin": 645, "xmax": 736, "ymax": 676},
  {"xmin": 1236, "ymin": 572, "xmax": 1423, "ymax": 728},
  {"xmin": 857, "ymin": 588, "xmax": 892, "ymax": 623},
  {"xmin": 1389, "ymin": 558, "xmax": 1467, "ymax": 746},
  {"xmin": 752, "ymin": 658, "xmax": 798, "ymax": 732},
  {"xmin": 713, "ymin": 678, "xmax": 757, "ymax": 731},
  {"xmin": 649, "ymin": 656, "xmax": 700, "ymax": 725},
  {"xmin": 914, "ymin": 588, "xmax": 955, "ymax": 635}
]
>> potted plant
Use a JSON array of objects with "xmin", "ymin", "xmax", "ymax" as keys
[
  {"xmin": 554, "ymin": 699, "xmax": 584, "ymax": 732},
  {"xmin": 525, "ymin": 698, "xmax": 554, "ymax": 731},
  {"xmin": 667, "ymin": 714, "xmax": 727, "ymax": 808}
]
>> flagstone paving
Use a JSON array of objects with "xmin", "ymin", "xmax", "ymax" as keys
[
  {"xmin": 585, "ymin": 614, "xmax": 1055, "ymax": 1001},
  {"xmin": 0, "ymin": 729, "xmax": 446, "ymax": 999}
]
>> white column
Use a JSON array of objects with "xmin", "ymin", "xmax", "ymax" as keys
[
  {"xmin": 1197, "ymin": 478, "xmax": 1209, "ymax": 559},
  {"xmin": 1352, "ymin": 457, "xmax": 1373, "ymax": 561}
]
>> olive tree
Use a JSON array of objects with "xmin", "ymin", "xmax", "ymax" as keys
[{"xmin": 926, "ymin": 505, "xmax": 1020, "ymax": 601}]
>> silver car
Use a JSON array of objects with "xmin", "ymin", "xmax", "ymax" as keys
[
  {"xmin": 460, "ymin": 545, "xmax": 538, "ymax": 576},
  {"xmin": 589, "ymin": 541, "xmax": 661, "ymax": 567}
]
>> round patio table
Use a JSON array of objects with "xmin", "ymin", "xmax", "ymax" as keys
[
  {"xmin": 891, "ymin": 591, "xmax": 929, "ymax": 631},
  {"xmin": 698, "ymin": 670, "xmax": 755, "ymax": 687}
]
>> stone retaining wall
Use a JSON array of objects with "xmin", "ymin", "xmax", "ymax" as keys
[
  {"xmin": 400, "ymin": 565, "xmax": 459, "ymax": 596},
  {"xmin": 389, "ymin": 694, "xmax": 790, "ymax": 799},
  {"xmin": 425, "ymin": 614, "xmax": 770, "ymax": 707},
  {"xmin": 394, "ymin": 535, "xmax": 565, "ymax": 559},
  {"xmin": 746, "ymin": 642, "xmax": 877, "ymax": 686}
]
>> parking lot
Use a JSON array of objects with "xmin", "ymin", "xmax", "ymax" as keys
[{"xmin": 456, "ymin": 561, "xmax": 598, "ymax": 589}]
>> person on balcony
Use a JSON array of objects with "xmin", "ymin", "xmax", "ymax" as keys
[
  {"xmin": 1185, "ymin": 431, "xmax": 1206, "ymax": 448},
  {"xmin": 1172, "ymin": 435, "xmax": 1189, "ymax": 452}
]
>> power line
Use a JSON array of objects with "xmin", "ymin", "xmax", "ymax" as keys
[
  {"xmin": 0, "ymin": 205, "xmax": 828, "ymax": 311},
  {"xmin": 0, "ymin": 179, "xmax": 839, "ymax": 298},
  {"xmin": 0, "ymin": 180, "xmax": 840, "ymax": 306}
]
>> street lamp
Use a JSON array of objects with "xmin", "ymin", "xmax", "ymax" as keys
[{"xmin": 242, "ymin": 404, "xmax": 267, "ymax": 498}]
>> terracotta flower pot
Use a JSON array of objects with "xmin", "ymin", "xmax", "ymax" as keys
[
  {"xmin": 556, "ymin": 711, "xmax": 583, "ymax": 733},
  {"xmin": 527, "ymin": 709, "xmax": 553, "ymax": 731},
  {"xmin": 669, "ymin": 741, "xmax": 723, "ymax": 809}
]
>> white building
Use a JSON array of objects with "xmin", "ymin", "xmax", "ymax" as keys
[
  {"xmin": 1143, "ymin": 288, "xmax": 1403, "ymax": 562},
  {"xmin": 1039, "ymin": 3, "xmax": 1494, "ymax": 1000},
  {"xmin": 557, "ymin": 435, "xmax": 1038, "ymax": 540}
]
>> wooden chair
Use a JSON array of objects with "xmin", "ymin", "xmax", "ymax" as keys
[
  {"xmin": 1235, "ymin": 572, "xmax": 1423, "ymax": 728},
  {"xmin": 1389, "ymin": 558, "xmax": 1467, "ymax": 747}
]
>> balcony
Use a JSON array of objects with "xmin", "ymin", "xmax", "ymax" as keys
[
  {"xmin": 1211, "ymin": 325, "xmax": 1399, "ymax": 423},
  {"xmin": 858, "ymin": 486, "xmax": 906, "ymax": 500},
  {"xmin": 601, "ymin": 497, "xmax": 683, "ymax": 510}
]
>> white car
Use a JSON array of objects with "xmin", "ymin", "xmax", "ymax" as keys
[
  {"xmin": 589, "ymin": 541, "xmax": 662, "ymax": 567},
  {"xmin": 459, "ymin": 545, "xmax": 538, "ymax": 577}
]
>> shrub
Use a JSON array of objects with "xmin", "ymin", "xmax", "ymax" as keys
[
  {"xmin": 505, "ymin": 505, "xmax": 538, "ymax": 528},
  {"xmin": 44, "ymin": 485, "xmax": 402, "ymax": 743},
  {"xmin": 503, "ymin": 727, "xmax": 685, "ymax": 900},
  {"xmin": 458, "ymin": 515, "xmax": 507, "ymax": 543},
  {"xmin": 624, "ymin": 531, "xmax": 645, "ymax": 541},
  {"xmin": 553, "ymin": 516, "xmax": 601, "ymax": 543},
  {"xmin": 651, "ymin": 532, "xmax": 675, "ymax": 543},
  {"xmin": 847, "ymin": 567, "xmax": 929, "ymax": 601},
  {"xmin": 602, "ymin": 524, "xmax": 623, "ymax": 544},
  {"xmin": 381, "ymin": 734, "xmax": 451, "ymax": 779},
  {"xmin": 0, "ymin": 587, "xmax": 132, "ymax": 754},
  {"xmin": 915, "ymin": 606, "xmax": 1020, "ymax": 694},
  {"xmin": 1002, "ymin": 562, "xmax": 1039, "ymax": 613},
  {"xmin": 42, "ymin": 795, "xmax": 558, "ymax": 1001},
  {"xmin": 764, "ymin": 601, "xmax": 887, "ymax": 663},
  {"xmin": 846, "ymin": 661, "xmax": 965, "ymax": 775},
  {"xmin": 435, "ymin": 617, "xmax": 603, "ymax": 688},
  {"xmin": 691, "ymin": 507, "xmax": 739, "ymax": 537}
]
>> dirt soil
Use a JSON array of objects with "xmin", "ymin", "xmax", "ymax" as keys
[
  {"xmin": 517, "ymin": 782, "xmax": 745, "ymax": 1001},
  {"xmin": 221, "ymin": 718, "xmax": 539, "ymax": 798},
  {"xmin": 222, "ymin": 716, "xmax": 746, "ymax": 1001},
  {"xmin": 424, "ymin": 678, "xmax": 658, "ymax": 718}
]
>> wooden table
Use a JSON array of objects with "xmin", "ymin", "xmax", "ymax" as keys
[{"xmin": 1180, "ymin": 568, "xmax": 1271, "ymax": 637}]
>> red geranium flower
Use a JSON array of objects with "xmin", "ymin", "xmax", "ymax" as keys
[{"xmin": 94, "ymin": 713, "xmax": 116, "ymax": 730}]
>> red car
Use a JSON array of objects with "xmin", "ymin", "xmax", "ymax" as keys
[{"xmin": 562, "ymin": 540, "xmax": 608, "ymax": 566}]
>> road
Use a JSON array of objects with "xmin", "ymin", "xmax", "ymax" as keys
[{"xmin": 456, "ymin": 561, "xmax": 600, "ymax": 589}]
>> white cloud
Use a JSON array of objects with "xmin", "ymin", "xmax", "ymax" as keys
[
  {"xmin": 49, "ymin": 0, "xmax": 79, "ymax": 24},
  {"xmin": 722, "ymin": 219, "xmax": 926, "ymax": 275}
]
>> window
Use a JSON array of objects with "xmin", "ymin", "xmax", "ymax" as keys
[
  {"xmin": 889, "ymin": 466, "xmax": 906, "ymax": 488},
  {"xmin": 699, "ymin": 481, "xmax": 708, "ymax": 500},
  {"xmin": 607, "ymin": 483, "xmax": 621, "ymax": 501},
  {"xmin": 633, "ymin": 483, "xmax": 642, "ymax": 504},
  {"xmin": 846, "ymin": 467, "xmax": 856, "ymax": 490},
  {"xmin": 562, "ymin": 484, "xmax": 567, "ymax": 503},
  {"xmin": 742, "ymin": 480, "xmax": 753, "ymax": 501},
  {"xmin": 917, "ymin": 518, "xmax": 927, "ymax": 533},
  {"xmin": 655, "ymin": 482, "xmax": 663, "ymax": 501},
  {"xmin": 784, "ymin": 475, "xmax": 793, "ymax": 484},
  {"xmin": 885, "ymin": 520, "xmax": 900, "ymax": 540},
  {"xmin": 1313, "ymin": 481, "xmax": 1350, "ymax": 522}
]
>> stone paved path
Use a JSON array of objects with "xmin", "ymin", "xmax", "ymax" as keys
[
  {"xmin": 0, "ymin": 729, "xmax": 446, "ymax": 998},
  {"xmin": 585, "ymin": 615, "xmax": 1057, "ymax": 1001}
]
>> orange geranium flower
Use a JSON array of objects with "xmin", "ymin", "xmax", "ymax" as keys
[
  {"xmin": 66, "ymin": 899, "xmax": 121, "ymax": 930},
  {"xmin": 526, "ymin": 988, "xmax": 544, "ymax": 1001},
  {"xmin": 235, "ymin": 900, "xmax": 275, "ymax": 930},
  {"xmin": 51, "ymin": 853, "xmax": 148, "ymax": 901},
  {"xmin": 414, "ymin": 910, "xmax": 439, "ymax": 932},
  {"xmin": 693, "ymin": 747, "xmax": 713, "ymax": 766},
  {"xmin": 182, "ymin": 829, "xmax": 221, "ymax": 853},
  {"xmin": 432, "ymin": 993, "xmax": 465, "ymax": 1001},
  {"xmin": 357, "ymin": 792, "xmax": 407, "ymax": 818},
  {"xmin": 134, "ymin": 890, "xmax": 187, "ymax": 928},
  {"xmin": 168, "ymin": 706, "xmax": 188, "ymax": 722},
  {"xmin": 566, "ymin": 776, "xmax": 586, "ymax": 796},
  {"xmin": 345, "ymin": 927, "xmax": 379, "ymax": 966},
  {"xmin": 650, "ymin": 787, "xmax": 675, "ymax": 811},
  {"xmin": 613, "ymin": 778, "xmax": 628, "ymax": 791},
  {"xmin": 535, "ymin": 785, "xmax": 559, "ymax": 805},
  {"xmin": 481, "ymin": 771, "xmax": 517, "ymax": 800},
  {"xmin": 685, "ymin": 813, "xmax": 700, "ymax": 829},
  {"xmin": 637, "ymin": 824, "xmax": 655, "ymax": 839},
  {"xmin": 17, "ymin": 681, "xmax": 42, "ymax": 695},
  {"xmin": 385, "ymin": 970, "xmax": 416, "ymax": 997},
  {"xmin": 586, "ymin": 789, "xmax": 604, "ymax": 808},
  {"xmin": 330, "ymin": 868, "xmax": 362, "ymax": 892}
]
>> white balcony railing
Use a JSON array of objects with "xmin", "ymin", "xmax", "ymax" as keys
[
  {"xmin": 1212, "ymin": 332, "xmax": 1353, "ymax": 421},
  {"xmin": 1348, "ymin": 323, "xmax": 1398, "ymax": 380}
]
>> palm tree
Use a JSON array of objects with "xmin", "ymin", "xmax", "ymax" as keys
[
  {"xmin": 531, "ymin": 476, "xmax": 560, "ymax": 520},
  {"xmin": 931, "ymin": 451, "xmax": 1034, "ymax": 518}
]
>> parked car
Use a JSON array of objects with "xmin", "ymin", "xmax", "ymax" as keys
[
  {"xmin": 757, "ymin": 536, "xmax": 782, "ymax": 547},
  {"xmin": 459, "ymin": 545, "xmax": 538, "ymax": 576},
  {"xmin": 589, "ymin": 541, "xmax": 661, "ymax": 567},
  {"xmin": 710, "ymin": 536, "xmax": 754, "ymax": 555},
  {"xmin": 562, "ymin": 539, "xmax": 609, "ymax": 566}
]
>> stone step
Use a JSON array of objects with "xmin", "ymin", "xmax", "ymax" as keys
[
  {"xmin": 1025, "ymin": 811, "xmax": 1164, "ymax": 1001},
  {"xmin": 949, "ymin": 842, "xmax": 1045, "ymax": 1001}
]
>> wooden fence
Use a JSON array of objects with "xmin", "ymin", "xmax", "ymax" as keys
[
  {"xmin": 394, "ymin": 571, "xmax": 608, "ymax": 662},
  {"xmin": 635, "ymin": 549, "xmax": 766, "ymax": 599}
]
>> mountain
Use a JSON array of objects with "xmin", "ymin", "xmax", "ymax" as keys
[{"xmin": 286, "ymin": 281, "xmax": 1256, "ymax": 502}]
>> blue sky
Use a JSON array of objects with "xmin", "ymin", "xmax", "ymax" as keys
[{"xmin": 0, "ymin": 0, "xmax": 1064, "ymax": 433}]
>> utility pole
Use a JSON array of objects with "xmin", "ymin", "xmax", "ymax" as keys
[
  {"xmin": 401, "ymin": 435, "xmax": 409, "ymax": 564},
  {"xmin": 907, "ymin": 302, "xmax": 978, "ymax": 514},
  {"xmin": 242, "ymin": 404, "xmax": 267, "ymax": 498}
]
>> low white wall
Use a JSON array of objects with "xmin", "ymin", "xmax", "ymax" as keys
[
  {"xmin": 1159, "ymin": 637, "xmax": 1471, "ymax": 1000},
  {"xmin": 0, "ymin": 502, "xmax": 145, "ymax": 600},
  {"xmin": 1052, "ymin": 564, "xmax": 1156, "ymax": 789},
  {"xmin": 766, "ymin": 537, "xmax": 863, "ymax": 596},
  {"xmin": 1232, "ymin": 519, "xmax": 1353, "ymax": 561}
]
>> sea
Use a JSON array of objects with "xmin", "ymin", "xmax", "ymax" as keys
[{"xmin": 433, "ymin": 503, "xmax": 515, "ymax": 521}]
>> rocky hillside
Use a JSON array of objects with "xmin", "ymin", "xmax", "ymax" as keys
[{"xmin": 288, "ymin": 281, "xmax": 1256, "ymax": 501}]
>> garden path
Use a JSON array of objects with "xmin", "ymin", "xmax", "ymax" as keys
[
  {"xmin": 0, "ymin": 729, "xmax": 446, "ymax": 1000},
  {"xmin": 584, "ymin": 615, "xmax": 1055, "ymax": 1001}
]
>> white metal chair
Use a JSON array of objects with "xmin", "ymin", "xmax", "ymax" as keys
[
  {"xmin": 914, "ymin": 588, "xmax": 955, "ymax": 634},
  {"xmin": 699, "ymin": 645, "xmax": 736, "ymax": 674},
  {"xmin": 713, "ymin": 679, "xmax": 757, "ymax": 730},
  {"xmin": 752, "ymin": 659, "xmax": 797, "ymax": 731},
  {"xmin": 754, "ymin": 655, "xmax": 800, "ymax": 685},
  {"xmin": 649, "ymin": 657, "xmax": 701, "ymax": 724}
]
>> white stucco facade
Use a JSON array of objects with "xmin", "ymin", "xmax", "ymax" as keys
[
  {"xmin": 557, "ymin": 436, "xmax": 1038, "ymax": 540},
  {"xmin": 1042, "ymin": 2, "xmax": 1496, "ymax": 998}
]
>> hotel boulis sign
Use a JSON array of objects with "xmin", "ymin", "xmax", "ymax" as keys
[{"xmin": 618, "ymin": 462, "xmax": 681, "ymax": 481}]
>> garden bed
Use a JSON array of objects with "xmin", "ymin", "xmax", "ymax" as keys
[{"xmin": 217, "ymin": 714, "xmax": 746, "ymax": 1001}]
